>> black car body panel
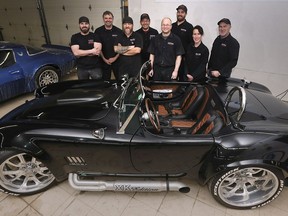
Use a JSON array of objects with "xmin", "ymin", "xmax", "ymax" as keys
[{"xmin": 0, "ymin": 61, "xmax": 288, "ymax": 209}]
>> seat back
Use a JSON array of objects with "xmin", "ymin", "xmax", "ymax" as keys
[{"xmin": 188, "ymin": 110, "xmax": 225, "ymax": 134}]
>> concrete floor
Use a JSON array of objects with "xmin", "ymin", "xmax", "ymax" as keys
[{"xmin": 0, "ymin": 74, "xmax": 288, "ymax": 216}]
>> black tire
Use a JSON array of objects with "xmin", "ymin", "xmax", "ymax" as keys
[
  {"xmin": 208, "ymin": 166, "xmax": 284, "ymax": 209},
  {"xmin": 0, "ymin": 150, "xmax": 55, "ymax": 196},
  {"xmin": 35, "ymin": 66, "xmax": 59, "ymax": 88}
]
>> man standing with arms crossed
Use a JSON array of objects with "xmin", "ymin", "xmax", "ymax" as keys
[
  {"xmin": 95, "ymin": 11, "xmax": 122, "ymax": 81},
  {"xmin": 71, "ymin": 16, "xmax": 102, "ymax": 80},
  {"xmin": 114, "ymin": 17, "xmax": 143, "ymax": 79}
]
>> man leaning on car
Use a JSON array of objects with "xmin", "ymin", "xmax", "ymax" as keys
[{"xmin": 71, "ymin": 16, "xmax": 103, "ymax": 80}]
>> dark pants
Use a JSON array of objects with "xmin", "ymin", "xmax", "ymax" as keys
[
  {"xmin": 153, "ymin": 65, "xmax": 174, "ymax": 81},
  {"xmin": 101, "ymin": 59, "xmax": 120, "ymax": 81},
  {"xmin": 77, "ymin": 67, "xmax": 102, "ymax": 80},
  {"xmin": 178, "ymin": 58, "xmax": 186, "ymax": 81}
]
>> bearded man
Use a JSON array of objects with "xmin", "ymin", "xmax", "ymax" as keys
[
  {"xmin": 70, "ymin": 16, "xmax": 102, "ymax": 80},
  {"xmin": 172, "ymin": 5, "xmax": 193, "ymax": 81},
  {"xmin": 114, "ymin": 17, "xmax": 143, "ymax": 79}
]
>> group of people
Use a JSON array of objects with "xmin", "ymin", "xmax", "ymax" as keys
[{"xmin": 70, "ymin": 4, "xmax": 240, "ymax": 83}]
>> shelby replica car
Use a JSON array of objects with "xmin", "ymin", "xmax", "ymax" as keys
[{"xmin": 0, "ymin": 61, "xmax": 288, "ymax": 209}]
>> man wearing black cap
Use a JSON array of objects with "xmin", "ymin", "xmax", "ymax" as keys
[
  {"xmin": 172, "ymin": 4, "xmax": 193, "ymax": 81},
  {"xmin": 95, "ymin": 11, "xmax": 122, "ymax": 81},
  {"xmin": 208, "ymin": 18, "xmax": 240, "ymax": 79},
  {"xmin": 71, "ymin": 16, "xmax": 102, "ymax": 80},
  {"xmin": 136, "ymin": 13, "xmax": 159, "ymax": 64},
  {"xmin": 114, "ymin": 16, "xmax": 143, "ymax": 79}
]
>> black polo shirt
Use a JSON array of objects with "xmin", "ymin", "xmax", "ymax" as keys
[
  {"xmin": 94, "ymin": 25, "xmax": 122, "ymax": 59},
  {"xmin": 136, "ymin": 27, "xmax": 159, "ymax": 63},
  {"xmin": 172, "ymin": 20, "xmax": 193, "ymax": 52},
  {"xmin": 148, "ymin": 33, "xmax": 184, "ymax": 67},
  {"xmin": 114, "ymin": 31, "xmax": 143, "ymax": 77},
  {"xmin": 208, "ymin": 33, "xmax": 240, "ymax": 78},
  {"xmin": 70, "ymin": 32, "xmax": 101, "ymax": 69},
  {"xmin": 185, "ymin": 42, "xmax": 209, "ymax": 81}
]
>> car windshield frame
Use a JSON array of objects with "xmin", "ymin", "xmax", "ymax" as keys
[{"xmin": 116, "ymin": 62, "xmax": 150, "ymax": 134}]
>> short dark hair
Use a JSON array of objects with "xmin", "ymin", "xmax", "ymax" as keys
[
  {"xmin": 102, "ymin": 11, "xmax": 114, "ymax": 18},
  {"xmin": 193, "ymin": 25, "xmax": 204, "ymax": 35}
]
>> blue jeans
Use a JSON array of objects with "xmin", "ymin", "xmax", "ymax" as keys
[{"xmin": 77, "ymin": 67, "xmax": 102, "ymax": 80}]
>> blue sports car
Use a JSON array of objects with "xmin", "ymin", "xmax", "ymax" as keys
[{"xmin": 0, "ymin": 42, "xmax": 75, "ymax": 102}]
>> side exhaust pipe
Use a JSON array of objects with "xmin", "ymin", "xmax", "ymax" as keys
[{"xmin": 68, "ymin": 173, "xmax": 190, "ymax": 193}]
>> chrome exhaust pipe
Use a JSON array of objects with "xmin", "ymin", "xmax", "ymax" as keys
[{"xmin": 68, "ymin": 173, "xmax": 190, "ymax": 193}]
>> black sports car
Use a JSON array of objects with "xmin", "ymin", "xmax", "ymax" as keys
[{"xmin": 0, "ymin": 61, "xmax": 288, "ymax": 209}]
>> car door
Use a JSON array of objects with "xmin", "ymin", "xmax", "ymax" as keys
[
  {"xmin": 130, "ymin": 128, "xmax": 215, "ymax": 173},
  {"xmin": 0, "ymin": 50, "xmax": 25, "ymax": 101}
]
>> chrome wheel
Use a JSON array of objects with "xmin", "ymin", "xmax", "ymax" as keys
[
  {"xmin": 0, "ymin": 152, "xmax": 55, "ymax": 195},
  {"xmin": 210, "ymin": 166, "xmax": 284, "ymax": 209},
  {"xmin": 36, "ymin": 66, "xmax": 59, "ymax": 87}
]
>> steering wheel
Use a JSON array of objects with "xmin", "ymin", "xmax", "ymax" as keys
[
  {"xmin": 224, "ymin": 86, "xmax": 247, "ymax": 122},
  {"xmin": 145, "ymin": 98, "xmax": 161, "ymax": 133}
]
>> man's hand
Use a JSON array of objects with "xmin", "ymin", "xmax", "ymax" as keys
[
  {"xmin": 171, "ymin": 70, "xmax": 178, "ymax": 80},
  {"xmin": 187, "ymin": 74, "xmax": 193, "ymax": 81},
  {"xmin": 211, "ymin": 70, "xmax": 221, "ymax": 77}
]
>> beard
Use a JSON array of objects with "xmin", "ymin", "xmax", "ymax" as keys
[
  {"xmin": 80, "ymin": 27, "xmax": 90, "ymax": 34},
  {"xmin": 177, "ymin": 15, "xmax": 185, "ymax": 22},
  {"xmin": 124, "ymin": 27, "xmax": 132, "ymax": 36}
]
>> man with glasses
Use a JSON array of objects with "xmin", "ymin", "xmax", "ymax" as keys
[{"xmin": 148, "ymin": 17, "xmax": 184, "ymax": 81}]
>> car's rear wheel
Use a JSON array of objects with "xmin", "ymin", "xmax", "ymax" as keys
[
  {"xmin": 0, "ymin": 150, "xmax": 55, "ymax": 196},
  {"xmin": 35, "ymin": 66, "xmax": 59, "ymax": 88},
  {"xmin": 208, "ymin": 166, "xmax": 284, "ymax": 209}
]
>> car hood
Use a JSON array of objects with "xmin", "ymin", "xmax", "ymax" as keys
[{"xmin": 1, "ymin": 82, "xmax": 122, "ymax": 124}]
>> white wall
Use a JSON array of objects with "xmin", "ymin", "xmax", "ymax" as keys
[{"xmin": 129, "ymin": 0, "xmax": 288, "ymax": 99}]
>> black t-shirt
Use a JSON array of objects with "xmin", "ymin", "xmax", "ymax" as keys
[
  {"xmin": 208, "ymin": 34, "xmax": 240, "ymax": 78},
  {"xmin": 136, "ymin": 27, "xmax": 159, "ymax": 63},
  {"xmin": 94, "ymin": 25, "xmax": 122, "ymax": 59},
  {"xmin": 148, "ymin": 33, "xmax": 185, "ymax": 67},
  {"xmin": 185, "ymin": 42, "xmax": 209, "ymax": 81},
  {"xmin": 70, "ymin": 32, "xmax": 101, "ymax": 69},
  {"xmin": 172, "ymin": 20, "xmax": 193, "ymax": 52},
  {"xmin": 114, "ymin": 31, "xmax": 143, "ymax": 77}
]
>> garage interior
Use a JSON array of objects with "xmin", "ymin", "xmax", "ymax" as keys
[{"xmin": 0, "ymin": 0, "xmax": 288, "ymax": 215}]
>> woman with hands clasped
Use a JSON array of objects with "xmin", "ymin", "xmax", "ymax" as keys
[{"xmin": 185, "ymin": 25, "xmax": 209, "ymax": 82}]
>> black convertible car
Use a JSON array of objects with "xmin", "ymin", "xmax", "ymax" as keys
[{"xmin": 0, "ymin": 61, "xmax": 288, "ymax": 209}]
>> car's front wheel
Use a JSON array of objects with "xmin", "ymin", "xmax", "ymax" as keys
[
  {"xmin": 35, "ymin": 66, "xmax": 59, "ymax": 88},
  {"xmin": 0, "ymin": 150, "xmax": 55, "ymax": 196},
  {"xmin": 209, "ymin": 166, "xmax": 284, "ymax": 209}
]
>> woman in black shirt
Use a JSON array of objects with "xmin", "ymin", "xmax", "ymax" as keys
[{"xmin": 185, "ymin": 25, "xmax": 209, "ymax": 82}]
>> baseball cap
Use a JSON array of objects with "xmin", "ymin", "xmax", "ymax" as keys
[
  {"xmin": 176, "ymin": 5, "xmax": 187, "ymax": 13},
  {"xmin": 122, "ymin": 16, "xmax": 133, "ymax": 24},
  {"xmin": 79, "ymin": 16, "xmax": 89, "ymax": 24},
  {"xmin": 140, "ymin": 13, "xmax": 150, "ymax": 21},
  {"xmin": 217, "ymin": 18, "xmax": 231, "ymax": 25}
]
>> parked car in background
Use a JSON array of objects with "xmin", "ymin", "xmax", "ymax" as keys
[
  {"xmin": 0, "ymin": 41, "xmax": 75, "ymax": 102},
  {"xmin": 0, "ymin": 61, "xmax": 288, "ymax": 209}
]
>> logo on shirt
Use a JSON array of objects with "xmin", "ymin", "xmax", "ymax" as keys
[
  {"xmin": 181, "ymin": 28, "xmax": 187, "ymax": 32},
  {"xmin": 112, "ymin": 34, "xmax": 118, "ymax": 37},
  {"xmin": 167, "ymin": 42, "xmax": 174, "ymax": 46},
  {"xmin": 88, "ymin": 39, "xmax": 94, "ymax": 44},
  {"xmin": 195, "ymin": 53, "xmax": 201, "ymax": 56},
  {"xmin": 130, "ymin": 38, "xmax": 136, "ymax": 44},
  {"xmin": 150, "ymin": 35, "xmax": 156, "ymax": 39},
  {"xmin": 221, "ymin": 43, "xmax": 227, "ymax": 47}
]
